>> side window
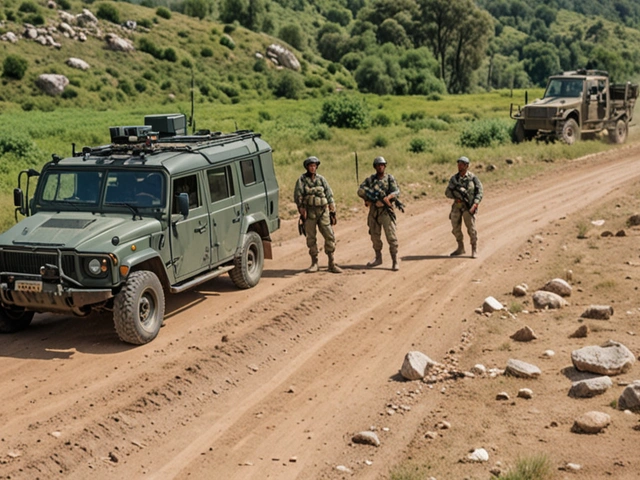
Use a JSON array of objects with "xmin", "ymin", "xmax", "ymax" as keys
[
  {"xmin": 240, "ymin": 159, "xmax": 256, "ymax": 186},
  {"xmin": 207, "ymin": 166, "xmax": 235, "ymax": 203},
  {"xmin": 172, "ymin": 174, "xmax": 200, "ymax": 213}
]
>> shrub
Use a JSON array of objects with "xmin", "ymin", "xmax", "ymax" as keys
[
  {"xmin": 163, "ymin": 48, "xmax": 178, "ymax": 62},
  {"xmin": 273, "ymin": 71, "xmax": 304, "ymax": 99},
  {"xmin": 25, "ymin": 13, "xmax": 45, "ymax": 25},
  {"xmin": 220, "ymin": 35, "xmax": 235, "ymax": 50},
  {"xmin": 181, "ymin": 58, "xmax": 192, "ymax": 68},
  {"xmin": 307, "ymin": 124, "xmax": 332, "ymax": 141},
  {"xmin": 253, "ymin": 58, "xmax": 267, "ymax": 72},
  {"xmin": 18, "ymin": 1, "xmax": 39, "ymax": 13},
  {"xmin": 96, "ymin": 3, "xmax": 120, "ymax": 24},
  {"xmin": 0, "ymin": 133, "xmax": 43, "ymax": 166},
  {"xmin": 156, "ymin": 6, "xmax": 171, "ymax": 19},
  {"xmin": 201, "ymin": 47, "xmax": 214, "ymax": 58},
  {"xmin": 372, "ymin": 112, "xmax": 391, "ymax": 127},
  {"xmin": 459, "ymin": 119, "xmax": 512, "ymax": 148},
  {"xmin": 223, "ymin": 24, "xmax": 236, "ymax": 34},
  {"xmin": 500, "ymin": 454, "xmax": 552, "ymax": 480},
  {"xmin": 139, "ymin": 37, "xmax": 163, "ymax": 59},
  {"xmin": 160, "ymin": 80, "xmax": 171, "ymax": 90},
  {"xmin": 372, "ymin": 135, "xmax": 388, "ymax": 147},
  {"xmin": 134, "ymin": 80, "xmax": 147, "ymax": 93},
  {"xmin": 219, "ymin": 84, "xmax": 239, "ymax": 98},
  {"xmin": 409, "ymin": 138, "xmax": 427, "ymax": 153},
  {"xmin": 61, "ymin": 87, "xmax": 78, "ymax": 99},
  {"xmin": 278, "ymin": 24, "xmax": 305, "ymax": 51},
  {"xmin": 258, "ymin": 111, "xmax": 272, "ymax": 121},
  {"xmin": 304, "ymin": 76, "xmax": 324, "ymax": 88},
  {"xmin": 137, "ymin": 18, "xmax": 153, "ymax": 29},
  {"xmin": 118, "ymin": 79, "xmax": 134, "ymax": 96},
  {"xmin": 2, "ymin": 54, "xmax": 28, "ymax": 80},
  {"xmin": 320, "ymin": 94, "xmax": 370, "ymax": 129},
  {"xmin": 58, "ymin": 0, "xmax": 71, "ymax": 9}
]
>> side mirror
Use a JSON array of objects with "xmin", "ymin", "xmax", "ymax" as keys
[
  {"xmin": 13, "ymin": 188, "xmax": 25, "ymax": 215},
  {"xmin": 177, "ymin": 192, "xmax": 189, "ymax": 218}
]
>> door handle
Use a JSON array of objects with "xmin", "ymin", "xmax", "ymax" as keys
[{"xmin": 195, "ymin": 224, "xmax": 207, "ymax": 233}]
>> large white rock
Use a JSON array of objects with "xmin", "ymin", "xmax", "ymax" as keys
[
  {"xmin": 505, "ymin": 359, "xmax": 541, "ymax": 379},
  {"xmin": 105, "ymin": 33, "xmax": 134, "ymax": 52},
  {"xmin": 569, "ymin": 376, "xmax": 612, "ymax": 398},
  {"xmin": 36, "ymin": 74, "xmax": 69, "ymax": 96},
  {"xmin": 571, "ymin": 340, "xmax": 635, "ymax": 375},
  {"xmin": 572, "ymin": 411, "xmax": 611, "ymax": 434},
  {"xmin": 542, "ymin": 278, "xmax": 572, "ymax": 297},
  {"xmin": 532, "ymin": 290, "xmax": 567, "ymax": 309},
  {"xmin": 266, "ymin": 44, "xmax": 301, "ymax": 71},
  {"xmin": 482, "ymin": 296, "xmax": 503, "ymax": 313},
  {"xmin": 66, "ymin": 57, "xmax": 90, "ymax": 70},
  {"xmin": 400, "ymin": 351, "xmax": 437, "ymax": 380}
]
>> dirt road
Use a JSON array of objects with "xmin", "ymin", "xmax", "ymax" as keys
[{"xmin": 2, "ymin": 145, "xmax": 640, "ymax": 480}]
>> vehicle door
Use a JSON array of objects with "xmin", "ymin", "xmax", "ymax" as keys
[
  {"xmin": 237, "ymin": 156, "xmax": 267, "ymax": 223},
  {"xmin": 205, "ymin": 165, "xmax": 242, "ymax": 263},
  {"xmin": 170, "ymin": 172, "xmax": 211, "ymax": 282}
]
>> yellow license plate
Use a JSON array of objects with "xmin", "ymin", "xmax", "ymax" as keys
[{"xmin": 15, "ymin": 280, "xmax": 43, "ymax": 292}]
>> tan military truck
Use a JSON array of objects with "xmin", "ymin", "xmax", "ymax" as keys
[{"xmin": 510, "ymin": 69, "xmax": 638, "ymax": 144}]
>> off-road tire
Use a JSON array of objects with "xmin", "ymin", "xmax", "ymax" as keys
[
  {"xmin": 559, "ymin": 118, "xmax": 581, "ymax": 145},
  {"xmin": 608, "ymin": 119, "xmax": 628, "ymax": 144},
  {"xmin": 512, "ymin": 120, "xmax": 535, "ymax": 143},
  {"xmin": 113, "ymin": 271, "xmax": 165, "ymax": 345},
  {"xmin": 229, "ymin": 231, "xmax": 264, "ymax": 289},
  {"xmin": 0, "ymin": 306, "xmax": 34, "ymax": 333}
]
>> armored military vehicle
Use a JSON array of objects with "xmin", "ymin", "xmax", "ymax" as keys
[
  {"xmin": 0, "ymin": 114, "xmax": 280, "ymax": 344},
  {"xmin": 510, "ymin": 69, "xmax": 638, "ymax": 144}
]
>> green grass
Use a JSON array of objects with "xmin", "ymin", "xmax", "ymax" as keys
[{"xmin": 501, "ymin": 454, "xmax": 553, "ymax": 480}]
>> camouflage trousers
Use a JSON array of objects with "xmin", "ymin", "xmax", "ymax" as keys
[
  {"xmin": 368, "ymin": 206, "xmax": 398, "ymax": 256},
  {"xmin": 450, "ymin": 204, "xmax": 477, "ymax": 245},
  {"xmin": 304, "ymin": 206, "xmax": 336, "ymax": 256}
]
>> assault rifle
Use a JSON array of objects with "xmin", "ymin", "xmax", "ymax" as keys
[
  {"xmin": 453, "ymin": 185, "xmax": 472, "ymax": 210},
  {"xmin": 362, "ymin": 186, "xmax": 405, "ymax": 220}
]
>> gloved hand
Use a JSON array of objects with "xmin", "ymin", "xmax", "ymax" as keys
[
  {"xmin": 329, "ymin": 211, "xmax": 337, "ymax": 225},
  {"xmin": 470, "ymin": 204, "xmax": 478, "ymax": 215}
]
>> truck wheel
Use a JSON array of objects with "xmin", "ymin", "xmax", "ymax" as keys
[
  {"xmin": 512, "ymin": 121, "xmax": 526, "ymax": 143},
  {"xmin": 560, "ymin": 119, "xmax": 580, "ymax": 145},
  {"xmin": 229, "ymin": 231, "xmax": 264, "ymax": 289},
  {"xmin": 609, "ymin": 119, "xmax": 628, "ymax": 144},
  {"xmin": 113, "ymin": 271, "xmax": 165, "ymax": 345},
  {"xmin": 0, "ymin": 306, "xmax": 34, "ymax": 333}
]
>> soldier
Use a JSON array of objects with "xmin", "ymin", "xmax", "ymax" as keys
[
  {"xmin": 293, "ymin": 156, "xmax": 342, "ymax": 274},
  {"xmin": 357, "ymin": 156, "xmax": 401, "ymax": 271},
  {"xmin": 445, "ymin": 156, "xmax": 483, "ymax": 258}
]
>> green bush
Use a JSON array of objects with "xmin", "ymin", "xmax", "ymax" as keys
[
  {"xmin": 96, "ymin": 3, "xmax": 120, "ymax": 24},
  {"xmin": 220, "ymin": 35, "xmax": 235, "ymax": 50},
  {"xmin": 201, "ymin": 47, "xmax": 214, "ymax": 58},
  {"xmin": 58, "ymin": 0, "xmax": 71, "ymax": 9},
  {"xmin": 258, "ymin": 111, "xmax": 272, "ymax": 121},
  {"xmin": 372, "ymin": 135, "xmax": 388, "ymax": 147},
  {"xmin": 273, "ymin": 71, "xmax": 304, "ymax": 99},
  {"xmin": 372, "ymin": 112, "xmax": 391, "ymax": 127},
  {"xmin": 223, "ymin": 24, "xmax": 236, "ymax": 34},
  {"xmin": 134, "ymin": 80, "xmax": 147, "ymax": 93},
  {"xmin": 278, "ymin": 24, "xmax": 305, "ymax": 51},
  {"xmin": 304, "ymin": 76, "xmax": 324, "ymax": 88},
  {"xmin": 2, "ymin": 55, "xmax": 28, "ymax": 80},
  {"xmin": 307, "ymin": 124, "xmax": 332, "ymax": 141},
  {"xmin": 25, "ymin": 13, "xmax": 45, "ymax": 25},
  {"xmin": 156, "ymin": 6, "xmax": 171, "ymax": 19},
  {"xmin": 137, "ymin": 18, "xmax": 153, "ymax": 29},
  {"xmin": 18, "ymin": 1, "xmax": 39, "ymax": 13},
  {"xmin": 409, "ymin": 138, "xmax": 427, "ymax": 153},
  {"xmin": 61, "ymin": 87, "xmax": 78, "ymax": 99},
  {"xmin": 459, "ymin": 119, "xmax": 512, "ymax": 148},
  {"xmin": 181, "ymin": 58, "xmax": 192, "ymax": 68},
  {"xmin": 320, "ymin": 94, "xmax": 371, "ymax": 129},
  {"xmin": 253, "ymin": 58, "xmax": 267, "ymax": 72},
  {"xmin": 164, "ymin": 48, "xmax": 178, "ymax": 62},
  {"xmin": 0, "ymin": 133, "xmax": 43, "ymax": 166},
  {"xmin": 119, "ymin": 79, "xmax": 134, "ymax": 96}
]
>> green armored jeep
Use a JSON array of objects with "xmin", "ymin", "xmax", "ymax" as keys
[{"xmin": 0, "ymin": 114, "xmax": 279, "ymax": 344}]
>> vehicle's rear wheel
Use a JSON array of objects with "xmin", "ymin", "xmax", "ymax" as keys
[
  {"xmin": 608, "ymin": 119, "xmax": 628, "ymax": 144},
  {"xmin": 229, "ymin": 231, "xmax": 264, "ymax": 289},
  {"xmin": 559, "ymin": 118, "xmax": 581, "ymax": 145},
  {"xmin": 113, "ymin": 271, "xmax": 165, "ymax": 345},
  {"xmin": 0, "ymin": 305, "xmax": 34, "ymax": 333}
]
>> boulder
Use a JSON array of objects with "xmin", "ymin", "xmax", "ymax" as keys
[
  {"xmin": 569, "ymin": 325, "xmax": 589, "ymax": 338},
  {"xmin": 400, "ymin": 351, "xmax": 437, "ymax": 380},
  {"xmin": 266, "ymin": 44, "xmax": 301, "ymax": 71},
  {"xmin": 1, "ymin": 32, "xmax": 19, "ymax": 43},
  {"xmin": 532, "ymin": 290, "xmax": 567, "ymax": 309},
  {"xmin": 618, "ymin": 380, "xmax": 640, "ymax": 412},
  {"xmin": 541, "ymin": 278, "xmax": 572, "ymax": 297},
  {"xmin": 569, "ymin": 376, "xmax": 612, "ymax": 398},
  {"xmin": 512, "ymin": 284, "xmax": 527, "ymax": 297},
  {"xmin": 581, "ymin": 305, "xmax": 614, "ymax": 320},
  {"xmin": 482, "ymin": 296, "xmax": 503, "ymax": 313},
  {"xmin": 572, "ymin": 411, "xmax": 611, "ymax": 434},
  {"xmin": 66, "ymin": 57, "xmax": 90, "ymax": 70},
  {"xmin": 76, "ymin": 8, "xmax": 98, "ymax": 27},
  {"xmin": 105, "ymin": 33, "xmax": 134, "ymax": 52},
  {"xmin": 36, "ymin": 74, "xmax": 69, "ymax": 96},
  {"xmin": 352, "ymin": 431, "xmax": 380, "ymax": 447},
  {"xmin": 505, "ymin": 359, "xmax": 541, "ymax": 379},
  {"xmin": 571, "ymin": 340, "xmax": 635, "ymax": 375},
  {"xmin": 510, "ymin": 325, "xmax": 537, "ymax": 342}
]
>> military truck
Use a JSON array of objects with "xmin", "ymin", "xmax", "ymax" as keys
[
  {"xmin": 0, "ymin": 114, "xmax": 280, "ymax": 344},
  {"xmin": 510, "ymin": 69, "xmax": 638, "ymax": 144}
]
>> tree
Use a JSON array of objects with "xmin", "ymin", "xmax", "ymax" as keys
[
  {"xmin": 2, "ymin": 54, "xmax": 28, "ymax": 80},
  {"xmin": 523, "ymin": 41, "xmax": 560, "ymax": 86},
  {"xmin": 279, "ymin": 24, "xmax": 306, "ymax": 50},
  {"xmin": 377, "ymin": 19, "xmax": 411, "ymax": 47}
]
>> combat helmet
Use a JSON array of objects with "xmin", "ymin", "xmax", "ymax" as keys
[
  {"xmin": 303, "ymin": 156, "xmax": 321, "ymax": 168},
  {"xmin": 373, "ymin": 156, "xmax": 387, "ymax": 166},
  {"xmin": 457, "ymin": 156, "xmax": 470, "ymax": 164}
]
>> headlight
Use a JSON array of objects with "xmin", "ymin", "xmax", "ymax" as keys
[{"xmin": 83, "ymin": 257, "xmax": 109, "ymax": 278}]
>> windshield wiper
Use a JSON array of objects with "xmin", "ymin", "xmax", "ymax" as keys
[{"xmin": 108, "ymin": 202, "xmax": 143, "ymax": 220}]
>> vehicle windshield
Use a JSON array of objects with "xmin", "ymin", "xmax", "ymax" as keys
[
  {"xmin": 544, "ymin": 78, "xmax": 584, "ymax": 98},
  {"xmin": 38, "ymin": 169, "xmax": 166, "ymax": 210}
]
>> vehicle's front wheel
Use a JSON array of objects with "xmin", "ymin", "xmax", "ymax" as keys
[
  {"xmin": 113, "ymin": 271, "xmax": 165, "ymax": 345},
  {"xmin": 608, "ymin": 119, "xmax": 628, "ymax": 144},
  {"xmin": 229, "ymin": 231, "xmax": 264, "ymax": 289},
  {"xmin": 0, "ymin": 305, "xmax": 34, "ymax": 333},
  {"xmin": 559, "ymin": 118, "xmax": 581, "ymax": 145},
  {"xmin": 512, "ymin": 120, "xmax": 535, "ymax": 143}
]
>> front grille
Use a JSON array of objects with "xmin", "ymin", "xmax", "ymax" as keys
[
  {"xmin": 0, "ymin": 250, "xmax": 77, "ymax": 276},
  {"xmin": 526, "ymin": 107, "xmax": 555, "ymax": 118}
]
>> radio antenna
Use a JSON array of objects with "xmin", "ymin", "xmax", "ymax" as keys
[{"xmin": 189, "ymin": 67, "xmax": 196, "ymax": 134}]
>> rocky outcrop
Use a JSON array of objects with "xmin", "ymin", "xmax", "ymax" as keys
[
  {"xmin": 266, "ymin": 44, "xmax": 301, "ymax": 71},
  {"xmin": 36, "ymin": 74, "xmax": 69, "ymax": 96}
]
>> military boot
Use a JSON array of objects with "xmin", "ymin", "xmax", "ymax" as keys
[
  {"xmin": 450, "ymin": 241, "xmax": 465, "ymax": 256},
  {"xmin": 327, "ymin": 253, "xmax": 343, "ymax": 274},
  {"xmin": 471, "ymin": 243, "xmax": 477, "ymax": 259},
  {"xmin": 367, "ymin": 250, "xmax": 383, "ymax": 267},
  {"xmin": 306, "ymin": 255, "xmax": 319, "ymax": 273},
  {"xmin": 391, "ymin": 254, "xmax": 400, "ymax": 271}
]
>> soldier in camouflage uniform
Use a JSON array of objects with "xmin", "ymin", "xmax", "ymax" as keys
[
  {"xmin": 445, "ymin": 156, "xmax": 483, "ymax": 258},
  {"xmin": 357, "ymin": 156, "xmax": 401, "ymax": 271},
  {"xmin": 294, "ymin": 156, "xmax": 342, "ymax": 273}
]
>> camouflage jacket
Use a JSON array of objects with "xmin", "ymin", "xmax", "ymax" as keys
[
  {"xmin": 293, "ymin": 172, "xmax": 335, "ymax": 208},
  {"xmin": 357, "ymin": 173, "xmax": 400, "ymax": 205},
  {"xmin": 445, "ymin": 171, "xmax": 483, "ymax": 207}
]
